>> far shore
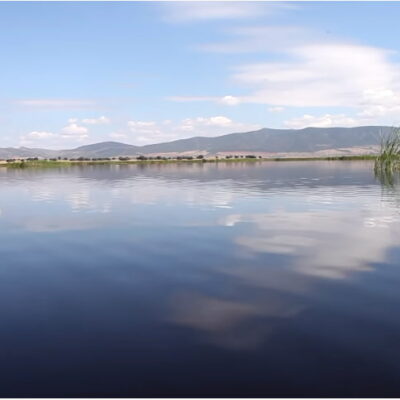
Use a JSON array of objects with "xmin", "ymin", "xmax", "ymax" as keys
[{"xmin": 0, "ymin": 154, "xmax": 378, "ymax": 168}]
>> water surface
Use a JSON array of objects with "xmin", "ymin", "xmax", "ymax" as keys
[{"xmin": 0, "ymin": 161, "xmax": 400, "ymax": 397}]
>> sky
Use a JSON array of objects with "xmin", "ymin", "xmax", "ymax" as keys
[{"xmin": 1, "ymin": 1, "xmax": 400, "ymax": 149}]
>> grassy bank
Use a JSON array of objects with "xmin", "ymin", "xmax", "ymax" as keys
[{"xmin": 0, "ymin": 154, "xmax": 378, "ymax": 169}]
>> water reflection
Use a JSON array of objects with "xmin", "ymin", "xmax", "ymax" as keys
[
  {"xmin": 223, "ymin": 208, "xmax": 400, "ymax": 279},
  {"xmin": 375, "ymin": 168, "xmax": 398, "ymax": 187},
  {"xmin": 169, "ymin": 291, "xmax": 303, "ymax": 350},
  {"xmin": 375, "ymin": 167, "xmax": 400, "ymax": 212},
  {"xmin": 0, "ymin": 161, "xmax": 400, "ymax": 396}
]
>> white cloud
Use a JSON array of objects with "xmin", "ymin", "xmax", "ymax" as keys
[
  {"xmin": 268, "ymin": 106, "xmax": 285, "ymax": 113},
  {"xmin": 128, "ymin": 120, "xmax": 157, "ymax": 129},
  {"xmin": 207, "ymin": 116, "xmax": 232, "ymax": 126},
  {"xmin": 127, "ymin": 120, "xmax": 164, "ymax": 143},
  {"xmin": 284, "ymin": 113, "xmax": 359, "ymax": 129},
  {"xmin": 126, "ymin": 116, "xmax": 261, "ymax": 145},
  {"xmin": 168, "ymin": 95, "xmax": 241, "ymax": 106},
  {"xmin": 60, "ymin": 122, "xmax": 89, "ymax": 143},
  {"xmin": 109, "ymin": 132, "xmax": 128, "ymax": 140},
  {"xmin": 229, "ymin": 206, "xmax": 400, "ymax": 280},
  {"xmin": 18, "ymin": 119, "xmax": 97, "ymax": 149},
  {"xmin": 19, "ymin": 125, "xmax": 90, "ymax": 147},
  {"xmin": 183, "ymin": 21, "xmax": 400, "ymax": 125},
  {"xmin": 200, "ymin": 25, "xmax": 314, "ymax": 54},
  {"xmin": 82, "ymin": 116, "xmax": 111, "ymax": 125},
  {"xmin": 61, "ymin": 122, "xmax": 88, "ymax": 136},
  {"xmin": 20, "ymin": 131, "xmax": 57, "ymax": 146},
  {"xmin": 232, "ymin": 44, "xmax": 400, "ymax": 109},
  {"xmin": 162, "ymin": 2, "xmax": 280, "ymax": 23},
  {"xmin": 26, "ymin": 131, "xmax": 56, "ymax": 139},
  {"xmin": 181, "ymin": 116, "xmax": 232, "ymax": 129},
  {"xmin": 179, "ymin": 116, "xmax": 257, "ymax": 132},
  {"xmin": 219, "ymin": 95, "xmax": 241, "ymax": 106}
]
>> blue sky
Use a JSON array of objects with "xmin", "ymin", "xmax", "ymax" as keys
[{"xmin": 1, "ymin": 1, "xmax": 400, "ymax": 149}]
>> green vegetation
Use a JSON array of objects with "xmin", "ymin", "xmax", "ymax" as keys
[
  {"xmin": 268, "ymin": 155, "xmax": 376, "ymax": 162},
  {"xmin": 0, "ymin": 154, "xmax": 378, "ymax": 169},
  {"xmin": 4, "ymin": 160, "xmax": 71, "ymax": 169},
  {"xmin": 374, "ymin": 127, "xmax": 400, "ymax": 173}
]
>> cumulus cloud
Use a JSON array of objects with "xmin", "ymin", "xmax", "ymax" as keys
[
  {"xmin": 21, "ymin": 119, "xmax": 91, "ymax": 147},
  {"xmin": 174, "ymin": 41, "xmax": 400, "ymax": 121},
  {"xmin": 20, "ymin": 131, "xmax": 57, "ymax": 146},
  {"xmin": 126, "ymin": 116, "xmax": 261, "ymax": 145},
  {"xmin": 232, "ymin": 44, "xmax": 400, "ymax": 109},
  {"xmin": 67, "ymin": 116, "xmax": 110, "ymax": 125},
  {"xmin": 284, "ymin": 113, "xmax": 359, "ymax": 129},
  {"xmin": 180, "ymin": 116, "xmax": 234, "ymax": 131},
  {"xmin": 219, "ymin": 95, "xmax": 241, "ymax": 106},
  {"xmin": 179, "ymin": 20, "xmax": 400, "ymax": 126},
  {"xmin": 127, "ymin": 120, "xmax": 167, "ymax": 144},
  {"xmin": 61, "ymin": 122, "xmax": 88, "ymax": 136}
]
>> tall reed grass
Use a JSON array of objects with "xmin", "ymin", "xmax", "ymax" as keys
[{"xmin": 374, "ymin": 127, "xmax": 400, "ymax": 173}]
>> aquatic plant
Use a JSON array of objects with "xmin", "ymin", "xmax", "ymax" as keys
[{"xmin": 374, "ymin": 127, "xmax": 400, "ymax": 173}]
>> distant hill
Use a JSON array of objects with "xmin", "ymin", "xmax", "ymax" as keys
[
  {"xmin": 0, "ymin": 147, "xmax": 59, "ymax": 159},
  {"xmin": 0, "ymin": 126, "xmax": 391, "ymax": 159},
  {"xmin": 141, "ymin": 126, "xmax": 390, "ymax": 154},
  {"xmin": 0, "ymin": 142, "xmax": 140, "ymax": 159},
  {"xmin": 60, "ymin": 141, "xmax": 140, "ymax": 158}
]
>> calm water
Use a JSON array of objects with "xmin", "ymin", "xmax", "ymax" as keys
[{"xmin": 0, "ymin": 161, "xmax": 400, "ymax": 397}]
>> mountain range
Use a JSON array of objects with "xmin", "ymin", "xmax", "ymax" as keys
[{"xmin": 0, "ymin": 126, "xmax": 391, "ymax": 159}]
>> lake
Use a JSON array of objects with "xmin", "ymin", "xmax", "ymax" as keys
[{"xmin": 0, "ymin": 161, "xmax": 400, "ymax": 397}]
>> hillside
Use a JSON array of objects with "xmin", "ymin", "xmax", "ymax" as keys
[
  {"xmin": 140, "ymin": 126, "xmax": 389, "ymax": 154},
  {"xmin": 0, "ymin": 126, "xmax": 391, "ymax": 159}
]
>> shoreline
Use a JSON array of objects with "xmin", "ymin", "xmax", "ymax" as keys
[{"xmin": 0, "ymin": 155, "xmax": 377, "ymax": 168}]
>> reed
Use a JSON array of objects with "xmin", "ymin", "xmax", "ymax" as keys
[{"xmin": 374, "ymin": 127, "xmax": 400, "ymax": 173}]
